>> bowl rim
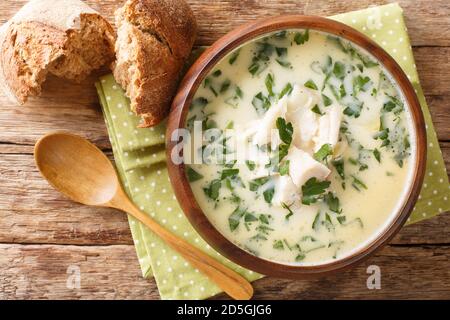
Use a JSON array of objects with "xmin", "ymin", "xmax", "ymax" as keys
[{"xmin": 166, "ymin": 15, "xmax": 427, "ymax": 278}]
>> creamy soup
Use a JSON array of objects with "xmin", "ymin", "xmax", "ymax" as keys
[{"xmin": 184, "ymin": 30, "xmax": 415, "ymax": 265}]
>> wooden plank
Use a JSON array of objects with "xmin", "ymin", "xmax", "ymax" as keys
[
  {"xmin": 0, "ymin": 244, "xmax": 158, "ymax": 299},
  {"xmin": 1, "ymin": 0, "xmax": 448, "ymax": 46},
  {"xmin": 415, "ymin": 47, "xmax": 450, "ymax": 98},
  {"xmin": 392, "ymin": 213, "xmax": 450, "ymax": 244},
  {"xmin": 0, "ymin": 243, "xmax": 448, "ymax": 299},
  {"xmin": 248, "ymin": 245, "xmax": 450, "ymax": 300},
  {"xmin": 0, "ymin": 153, "xmax": 132, "ymax": 245},
  {"xmin": 0, "ymin": 73, "xmax": 112, "ymax": 149},
  {"xmin": 0, "ymin": 148, "xmax": 448, "ymax": 246},
  {"xmin": 441, "ymin": 141, "xmax": 450, "ymax": 172},
  {"xmin": 428, "ymin": 95, "xmax": 450, "ymax": 141}
]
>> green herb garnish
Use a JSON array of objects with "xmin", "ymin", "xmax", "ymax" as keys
[
  {"xmin": 294, "ymin": 29, "xmax": 309, "ymax": 45},
  {"xmin": 245, "ymin": 160, "xmax": 256, "ymax": 171},
  {"xmin": 333, "ymin": 61, "xmax": 346, "ymax": 79},
  {"xmin": 191, "ymin": 97, "xmax": 208, "ymax": 108},
  {"xmin": 282, "ymin": 202, "xmax": 294, "ymax": 220},
  {"xmin": 353, "ymin": 75, "xmax": 371, "ymax": 95},
  {"xmin": 212, "ymin": 70, "xmax": 222, "ymax": 77},
  {"xmin": 351, "ymin": 175, "xmax": 367, "ymax": 191},
  {"xmin": 279, "ymin": 83, "xmax": 293, "ymax": 98},
  {"xmin": 324, "ymin": 192, "xmax": 341, "ymax": 213},
  {"xmin": 220, "ymin": 168, "xmax": 239, "ymax": 180},
  {"xmin": 332, "ymin": 157, "xmax": 345, "ymax": 180},
  {"xmin": 203, "ymin": 179, "xmax": 221, "ymax": 200},
  {"xmin": 322, "ymin": 93, "xmax": 333, "ymax": 106},
  {"xmin": 252, "ymin": 92, "xmax": 271, "ymax": 115},
  {"xmin": 302, "ymin": 178, "xmax": 331, "ymax": 205},
  {"xmin": 263, "ymin": 187, "xmax": 275, "ymax": 204},
  {"xmin": 275, "ymin": 47, "xmax": 288, "ymax": 57},
  {"xmin": 311, "ymin": 104, "xmax": 324, "ymax": 115},
  {"xmin": 273, "ymin": 240, "xmax": 284, "ymax": 250},
  {"xmin": 276, "ymin": 59, "xmax": 292, "ymax": 68},
  {"xmin": 187, "ymin": 167, "xmax": 204, "ymax": 182},
  {"xmin": 343, "ymin": 101, "xmax": 363, "ymax": 118},
  {"xmin": 265, "ymin": 72, "xmax": 275, "ymax": 96},
  {"xmin": 228, "ymin": 206, "xmax": 247, "ymax": 231},
  {"xmin": 279, "ymin": 160, "xmax": 290, "ymax": 176},
  {"xmin": 304, "ymin": 79, "xmax": 318, "ymax": 90},
  {"xmin": 373, "ymin": 148, "xmax": 381, "ymax": 163},
  {"xmin": 313, "ymin": 143, "xmax": 333, "ymax": 162},
  {"xmin": 276, "ymin": 117, "xmax": 293, "ymax": 145},
  {"xmin": 229, "ymin": 49, "xmax": 240, "ymax": 65}
]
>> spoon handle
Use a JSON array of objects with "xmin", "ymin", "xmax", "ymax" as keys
[{"xmin": 111, "ymin": 189, "xmax": 254, "ymax": 300}]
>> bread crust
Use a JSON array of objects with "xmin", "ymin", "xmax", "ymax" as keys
[
  {"xmin": 1, "ymin": 21, "xmax": 66, "ymax": 104},
  {"xmin": 112, "ymin": 0, "xmax": 197, "ymax": 127},
  {"xmin": 0, "ymin": 0, "xmax": 115, "ymax": 104}
]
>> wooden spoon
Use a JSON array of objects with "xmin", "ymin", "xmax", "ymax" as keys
[{"xmin": 34, "ymin": 131, "xmax": 253, "ymax": 300}]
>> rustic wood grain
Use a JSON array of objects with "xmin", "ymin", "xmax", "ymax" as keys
[
  {"xmin": 0, "ymin": 0, "xmax": 448, "ymax": 299},
  {"xmin": 0, "ymin": 152, "xmax": 132, "ymax": 246},
  {"xmin": 0, "ymin": 243, "xmax": 448, "ymax": 299}
]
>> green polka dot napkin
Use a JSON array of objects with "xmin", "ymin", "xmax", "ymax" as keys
[{"xmin": 96, "ymin": 3, "xmax": 449, "ymax": 300}]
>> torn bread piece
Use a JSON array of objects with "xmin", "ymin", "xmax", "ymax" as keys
[
  {"xmin": 112, "ymin": 0, "xmax": 197, "ymax": 127},
  {"xmin": 0, "ymin": 0, "xmax": 116, "ymax": 105}
]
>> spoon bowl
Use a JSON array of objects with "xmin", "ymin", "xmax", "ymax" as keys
[
  {"xmin": 34, "ymin": 131, "xmax": 253, "ymax": 300},
  {"xmin": 35, "ymin": 132, "xmax": 118, "ymax": 206}
]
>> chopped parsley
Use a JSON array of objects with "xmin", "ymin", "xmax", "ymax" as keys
[
  {"xmin": 265, "ymin": 72, "xmax": 275, "ymax": 97},
  {"xmin": 220, "ymin": 168, "xmax": 239, "ymax": 180},
  {"xmin": 276, "ymin": 117, "xmax": 293, "ymax": 146},
  {"xmin": 212, "ymin": 69, "xmax": 222, "ymax": 77},
  {"xmin": 322, "ymin": 93, "xmax": 333, "ymax": 107},
  {"xmin": 273, "ymin": 240, "xmax": 284, "ymax": 250},
  {"xmin": 282, "ymin": 202, "xmax": 294, "ymax": 220},
  {"xmin": 311, "ymin": 104, "xmax": 323, "ymax": 115},
  {"xmin": 228, "ymin": 49, "xmax": 240, "ymax": 65},
  {"xmin": 279, "ymin": 160, "xmax": 290, "ymax": 176},
  {"xmin": 279, "ymin": 82, "xmax": 293, "ymax": 98},
  {"xmin": 191, "ymin": 97, "xmax": 208, "ymax": 108},
  {"xmin": 203, "ymin": 179, "xmax": 221, "ymax": 200},
  {"xmin": 304, "ymin": 79, "xmax": 318, "ymax": 90},
  {"xmin": 252, "ymin": 92, "xmax": 271, "ymax": 115},
  {"xmin": 294, "ymin": 29, "xmax": 309, "ymax": 45},
  {"xmin": 248, "ymin": 42, "xmax": 274, "ymax": 76},
  {"xmin": 373, "ymin": 148, "xmax": 381, "ymax": 163},
  {"xmin": 187, "ymin": 167, "xmax": 203, "ymax": 182},
  {"xmin": 351, "ymin": 175, "xmax": 367, "ymax": 191},
  {"xmin": 324, "ymin": 192, "xmax": 341, "ymax": 213},
  {"xmin": 313, "ymin": 143, "xmax": 333, "ymax": 162},
  {"xmin": 343, "ymin": 101, "xmax": 363, "ymax": 118},
  {"xmin": 228, "ymin": 206, "xmax": 247, "ymax": 231},
  {"xmin": 301, "ymin": 178, "xmax": 331, "ymax": 205},
  {"xmin": 276, "ymin": 59, "xmax": 292, "ymax": 68},
  {"xmin": 332, "ymin": 61, "xmax": 346, "ymax": 79},
  {"xmin": 245, "ymin": 160, "xmax": 256, "ymax": 171}
]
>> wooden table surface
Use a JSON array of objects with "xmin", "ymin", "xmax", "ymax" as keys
[{"xmin": 0, "ymin": 0, "xmax": 449, "ymax": 300}]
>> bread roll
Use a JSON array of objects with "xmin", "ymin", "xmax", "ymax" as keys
[
  {"xmin": 0, "ymin": 0, "xmax": 116, "ymax": 104},
  {"xmin": 112, "ymin": 0, "xmax": 197, "ymax": 127}
]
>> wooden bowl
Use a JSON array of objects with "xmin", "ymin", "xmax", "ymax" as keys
[{"xmin": 166, "ymin": 15, "xmax": 427, "ymax": 278}]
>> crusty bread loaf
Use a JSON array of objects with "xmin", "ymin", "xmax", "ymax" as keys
[
  {"xmin": 0, "ymin": 0, "xmax": 116, "ymax": 105},
  {"xmin": 112, "ymin": 0, "xmax": 197, "ymax": 127}
]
